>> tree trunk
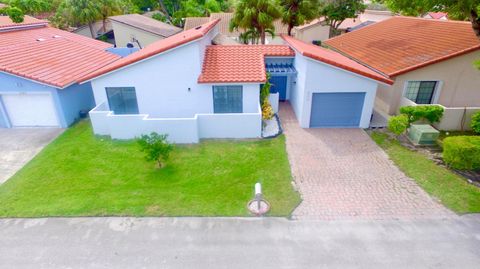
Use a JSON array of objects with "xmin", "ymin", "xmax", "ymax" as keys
[
  {"xmin": 158, "ymin": 0, "xmax": 171, "ymax": 21},
  {"xmin": 88, "ymin": 22, "xmax": 95, "ymax": 39},
  {"xmin": 470, "ymin": 9, "xmax": 480, "ymax": 40},
  {"xmin": 102, "ymin": 16, "xmax": 107, "ymax": 34},
  {"xmin": 287, "ymin": 24, "xmax": 293, "ymax": 36},
  {"xmin": 260, "ymin": 28, "xmax": 266, "ymax": 44}
]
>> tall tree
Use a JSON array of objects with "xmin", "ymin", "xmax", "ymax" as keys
[
  {"xmin": 319, "ymin": 0, "xmax": 366, "ymax": 37},
  {"xmin": 98, "ymin": 0, "xmax": 122, "ymax": 32},
  {"xmin": 281, "ymin": 0, "xmax": 319, "ymax": 35},
  {"xmin": 230, "ymin": 0, "xmax": 282, "ymax": 44},
  {"xmin": 7, "ymin": 0, "xmax": 52, "ymax": 15},
  {"xmin": 378, "ymin": 0, "xmax": 480, "ymax": 40},
  {"xmin": 61, "ymin": 0, "xmax": 101, "ymax": 38}
]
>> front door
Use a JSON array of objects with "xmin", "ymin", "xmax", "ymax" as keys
[{"xmin": 269, "ymin": 76, "xmax": 288, "ymax": 101}]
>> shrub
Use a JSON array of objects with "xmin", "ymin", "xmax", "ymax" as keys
[
  {"xmin": 399, "ymin": 105, "xmax": 444, "ymax": 125},
  {"xmin": 471, "ymin": 111, "xmax": 480, "ymax": 134},
  {"xmin": 260, "ymin": 74, "xmax": 271, "ymax": 106},
  {"xmin": 262, "ymin": 100, "xmax": 274, "ymax": 120},
  {"xmin": 138, "ymin": 132, "xmax": 174, "ymax": 168},
  {"xmin": 443, "ymin": 136, "xmax": 480, "ymax": 170},
  {"xmin": 387, "ymin": 114, "xmax": 409, "ymax": 136}
]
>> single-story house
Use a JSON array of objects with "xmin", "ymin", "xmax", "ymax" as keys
[
  {"xmin": 184, "ymin": 13, "xmax": 289, "ymax": 45},
  {"xmin": 109, "ymin": 14, "xmax": 182, "ymax": 48},
  {"xmin": 325, "ymin": 16, "xmax": 480, "ymax": 130},
  {"xmin": 80, "ymin": 19, "xmax": 392, "ymax": 143},
  {"xmin": 0, "ymin": 16, "xmax": 121, "ymax": 128}
]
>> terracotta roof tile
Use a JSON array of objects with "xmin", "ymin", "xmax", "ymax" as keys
[
  {"xmin": 184, "ymin": 17, "xmax": 209, "ymax": 30},
  {"xmin": 109, "ymin": 14, "xmax": 181, "ymax": 37},
  {"xmin": 282, "ymin": 35, "xmax": 393, "ymax": 85},
  {"xmin": 0, "ymin": 25, "xmax": 120, "ymax": 88},
  {"xmin": 198, "ymin": 45, "xmax": 294, "ymax": 83},
  {"xmin": 324, "ymin": 16, "xmax": 480, "ymax": 76},
  {"xmin": 80, "ymin": 19, "xmax": 220, "ymax": 82},
  {"xmin": 0, "ymin": 15, "xmax": 47, "ymax": 30}
]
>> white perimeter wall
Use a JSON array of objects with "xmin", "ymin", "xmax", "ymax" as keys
[{"xmin": 290, "ymin": 53, "xmax": 379, "ymax": 128}]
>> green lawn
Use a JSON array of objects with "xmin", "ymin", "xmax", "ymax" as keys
[
  {"xmin": 0, "ymin": 120, "xmax": 300, "ymax": 217},
  {"xmin": 370, "ymin": 131, "xmax": 480, "ymax": 214}
]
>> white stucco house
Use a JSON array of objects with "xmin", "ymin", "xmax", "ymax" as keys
[{"xmin": 80, "ymin": 19, "xmax": 392, "ymax": 143}]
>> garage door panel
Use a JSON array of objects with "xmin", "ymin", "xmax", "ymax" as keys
[
  {"xmin": 2, "ymin": 93, "xmax": 60, "ymax": 127},
  {"xmin": 310, "ymin": 92, "xmax": 365, "ymax": 127}
]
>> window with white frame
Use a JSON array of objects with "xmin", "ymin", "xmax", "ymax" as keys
[
  {"xmin": 404, "ymin": 81, "xmax": 437, "ymax": 104},
  {"xmin": 212, "ymin": 86, "xmax": 243, "ymax": 113}
]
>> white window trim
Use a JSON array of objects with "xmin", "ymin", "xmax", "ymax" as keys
[{"xmin": 402, "ymin": 80, "xmax": 442, "ymax": 104}]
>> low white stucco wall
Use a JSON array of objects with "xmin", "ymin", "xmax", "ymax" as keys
[
  {"xmin": 268, "ymin": 93, "xmax": 279, "ymax": 113},
  {"xmin": 89, "ymin": 102, "xmax": 262, "ymax": 143},
  {"xmin": 397, "ymin": 97, "xmax": 480, "ymax": 131}
]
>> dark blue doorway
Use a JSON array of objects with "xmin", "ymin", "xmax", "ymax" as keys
[{"xmin": 269, "ymin": 76, "xmax": 288, "ymax": 101}]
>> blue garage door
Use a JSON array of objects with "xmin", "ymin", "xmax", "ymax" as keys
[{"xmin": 310, "ymin": 92, "xmax": 365, "ymax": 127}]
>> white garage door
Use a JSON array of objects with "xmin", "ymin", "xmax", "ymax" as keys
[{"xmin": 2, "ymin": 93, "xmax": 60, "ymax": 127}]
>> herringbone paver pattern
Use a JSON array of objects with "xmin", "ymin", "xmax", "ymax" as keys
[{"xmin": 280, "ymin": 103, "xmax": 452, "ymax": 220}]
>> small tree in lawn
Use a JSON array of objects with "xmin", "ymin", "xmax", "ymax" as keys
[{"xmin": 138, "ymin": 132, "xmax": 174, "ymax": 168}]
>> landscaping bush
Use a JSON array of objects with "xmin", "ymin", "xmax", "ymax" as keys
[
  {"xmin": 471, "ymin": 111, "xmax": 480, "ymax": 134},
  {"xmin": 387, "ymin": 114, "xmax": 409, "ymax": 136},
  {"xmin": 399, "ymin": 105, "xmax": 444, "ymax": 125},
  {"xmin": 138, "ymin": 132, "xmax": 174, "ymax": 168},
  {"xmin": 260, "ymin": 74, "xmax": 272, "ymax": 106},
  {"xmin": 443, "ymin": 136, "xmax": 480, "ymax": 171},
  {"xmin": 262, "ymin": 100, "xmax": 274, "ymax": 120}
]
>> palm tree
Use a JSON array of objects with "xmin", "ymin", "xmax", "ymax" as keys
[
  {"xmin": 98, "ymin": 0, "xmax": 122, "ymax": 33},
  {"xmin": 281, "ymin": 0, "xmax": 319, "ymax": 36},
  {"xmin": 230, "ymin": 0, "xmax": 282, "ymax": 44},
  {"xmin": 63, "ymin": 0, "xmax": 101, "ymax": 38}
]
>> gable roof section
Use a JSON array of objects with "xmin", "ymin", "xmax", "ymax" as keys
[
  {"xmin": 426, "ymin": 12, "xmax": 447, "ymax": 20},
  {"xmin": 282, "ymin": 35, "xmax": 393, "ymax": 85},
  {"xmin": 0, "ymin": 26, "xmax": 113, "ymax": 50},
  {"xmin": 324, "ymin": 16, "xmax": 480, "ymax": 77},
  {"xmin": 80, "ymin": 19, "xmax": 220, "ymax": 83},
  {"xmin": 0, "ymin": 24, "xmax": 120, "ymax": 88},
  {"xmin": 184, "ymin": 17, "xmax": 210, "ymax": 30},
  {"xmin": 0, "ymin": 15, "xmax": 47, "ymax": 31},
  {"xmin": 198, "ymin": 45, "xmax": 295, "ymax": 83},
  {"xmin": 109, "ymin": 14, "xmax": 181, "ymax": 37}
]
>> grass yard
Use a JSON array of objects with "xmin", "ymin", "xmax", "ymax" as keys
[
  {"xmin": 370, "ymin": 131, "xmax": 480, "ymax": 214},
  {"xmin": 0, "ymin": 120, "xmax": 300, "ymax": 217}
]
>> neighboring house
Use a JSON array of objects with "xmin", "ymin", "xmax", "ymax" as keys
[
  {"xmin": 0, "ymin": 16, "xmax": 121, "ymax": 128},
  {"xmin": 423, "ymin": 12, "xmax": 448, "ymax": 20},
  {"xmin": 293, "ymin": 19, "xmax": 330, "ymax": 44},
  {"xmin": 338, "ymin": 9, "xmax": 393, "ymax": 34},
  {"xmin": 325, "ymin": 16, "xmax": 480, "ymax": 130},
  {"xmin": 184, "ymin": 13, "xmax": 288, "ymax": 44},
  {"xmin": 73, "ymin": 20, "xmax": 113, "ymax": 40},
  {"xmin": 109, "ymin": 14, "xmax": 182, "ymax": 48},
  {"xmin": 79, "ymin": 19, "xmax": 391, "ymax": 143}
]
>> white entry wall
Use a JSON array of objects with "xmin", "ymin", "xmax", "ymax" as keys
[{"xmin": 290, "ymin": 54, "xmax": 379, "ymax": 128}]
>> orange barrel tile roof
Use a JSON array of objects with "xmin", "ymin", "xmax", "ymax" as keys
[
  {"xmin": 0, "ymin": 15, "xmax": 47, "ymax": 30},
  {"xmin": 0, "ymin": 18, "xmax": 121, "ymax": 88},
  {"xmin": 282, "ymin": 35, "xmax": 393, "ymax": 85},
  {"xmin": 198, "ymin": 45, "xmax": 295, "ymax": 83},
  {"xmin": 80, "ymin": 19, "xmax": 220, "ymax": 83},
  {"xmin": 324, "ymin": 16, "xmax": 480, "ymax": 77}
]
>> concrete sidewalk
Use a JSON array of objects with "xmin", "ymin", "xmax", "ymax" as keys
[{"xmin": 1, "ymin": 216, "xmax": 479, "ymax": 268}]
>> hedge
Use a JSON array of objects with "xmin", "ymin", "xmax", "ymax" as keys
[{"xmin": 443, "ymin": 136, "xmax": 480, "ymax": 171}]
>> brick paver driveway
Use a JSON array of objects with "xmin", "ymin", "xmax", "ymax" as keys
[{"xmin": 279, "ymin": 103, "xmax": 452, "ymax": 220}]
